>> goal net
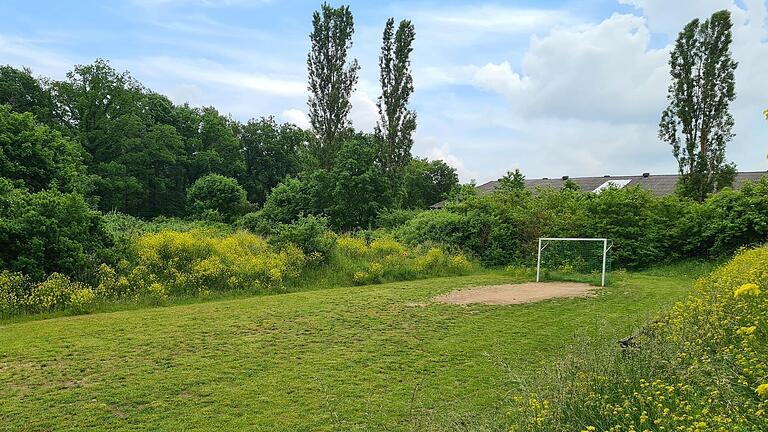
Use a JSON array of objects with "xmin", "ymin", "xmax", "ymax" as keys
[{"xmin": 536, "ymin": 238, "xmax": 613, "ymax": 286}]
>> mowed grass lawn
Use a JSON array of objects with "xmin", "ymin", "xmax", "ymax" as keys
[{"xmin": 0, "ymin": 269, "xmax": 700, "ymax": 431}]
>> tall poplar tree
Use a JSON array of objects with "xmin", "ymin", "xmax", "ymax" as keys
[
  {"xmin": 307, "ymin": 3, "xmax": 359, "ymax": 169},
  {"xmin": 659, "ymin": 10, "xmax": 738, "ymax": 202},
  {"xmin": 375, "ymin": 18, "xmax": 417, "ymax": 197}
]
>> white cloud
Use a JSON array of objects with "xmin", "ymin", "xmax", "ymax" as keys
[
  {"xmin": 414, "ymin": 135, "xmax": 478, "ymax": 182},
  {"xmin": 471, "ymin": 13, "xmax": 670, "ymax": 123},
  {"xmin": 282, "ymin": 108, "xmax": 311, "ymax": 129},
  {"xmin": 472, "ymin": 61, "xmax": 530, "ymax": 99},
  {"xmin": 349, "ymin": 89, "xmax": 379, "ymax": 132},
  {"xmin": 619, "ymin": 0, "xmax": 736, "ymax": 34},
  {"xmin": 0, "ymin": 35, "xmax": 74, "ymax": 78},
  {"xmin": 463, "ymin": 1, "xmax": 768, "ymax": 180},
  {"xmin": 408, "ymin": 5, "xmax": 577, "ymax": 38},
  {"xmin": 131, "ymin": 56, "xmax": 306, "ymax": 97}
]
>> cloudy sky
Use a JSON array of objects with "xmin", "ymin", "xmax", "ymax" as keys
[{"xmin": 1, "ymin": 0, "xmax": 767, "ymax": 183}]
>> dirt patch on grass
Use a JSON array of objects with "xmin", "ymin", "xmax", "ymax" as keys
[{"xmin": 434, "ymin": 282, "xmax": 597, "ymax": 305}]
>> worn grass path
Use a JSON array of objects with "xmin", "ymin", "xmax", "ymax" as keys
[{"xmin": 0, "ymin": 270, "xmax": 697, "ymax": 431}]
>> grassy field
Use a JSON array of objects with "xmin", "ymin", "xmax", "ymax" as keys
[{"xmin": 0, "ymin": 268, "xmax": 705, "ymax": 431}]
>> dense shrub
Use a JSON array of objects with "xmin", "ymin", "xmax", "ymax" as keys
[
  {"xmin": 400, "ymin": 157, "xmax": 458, "ymax": 209},
  {"xmin": 332, "ymin": 234, "xmax": 473, "ymax": 286},
  {"xmin": 123, "ymin": 229, "xmax": 306, "ymax": 296},
  {"xmin": 0, "ymin": 179, "xmax": 112, "ymax": 280},
  {"xmin": 394, "ymin": 179, "xmax": 768, "ymax": 269},
  {"xmin": 510, "ymin": 246, "xmax": 768, "ymax": 431},
  {"xmin": 186, "ymin": 174, "xmax": 249, "ymax": 221},
  {"xmin": 0, "ymin": 271, "xmax": 95, "ymax": 314},
  {"xmin": 256, "ymin": 136, "xmax": 391, "ymax": 231},
  {"xmin": 697, "ymin": 180, "xmax": 768, "ymax": 256},
  {"xmin": 0, "ymin": 105, "xmax": 89, "ymax": 193},
  {"xmin": 269, "ymin": 215, "xmax": 336, "ymax": 259},
  {"xmin": 375, "ymin": 208, "xmax": 424, "ymax": 229}
]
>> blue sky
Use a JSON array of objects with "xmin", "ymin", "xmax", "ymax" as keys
[{"xmin": 2, "ymin": 0, "xmax": 767, "ymax": 182}]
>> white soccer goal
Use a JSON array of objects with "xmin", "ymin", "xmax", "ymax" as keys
[{"xmin": 536, "ymin": 238, "xmax": 613, "ymax": 286}]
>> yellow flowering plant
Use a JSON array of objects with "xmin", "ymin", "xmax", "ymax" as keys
[{"xmin": 509, "ymin": 247, "xmax": 768, "ymax": 431}]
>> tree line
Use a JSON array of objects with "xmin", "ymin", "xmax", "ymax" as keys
[{"xmin": 0, "ymin": 2, "xmax": 458, "ymax": 230}]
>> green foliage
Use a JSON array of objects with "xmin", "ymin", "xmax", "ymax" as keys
[
  {"xmin": 186, "ymin": 174, "xmax": 249, "ymax": 222},
  {"xmin": 0, "ymin": 179, "xmax": 111, "ymax": 280},
  {"xmin": 394, "ymin": 179, "xmax": 768, "ymax": 269},
  {"xmin": 330, "ymin": 234, "xmax": 473, "ymax": 287},
  {"xmin": 327, "ymin": 136, "xmax": 390, "ymax": 230},
  {"xmin": 307, "ymin": 2, "xmax": 359, "ymax": 168},
  {"xmin": 510, "ymin": 247, "xmax": 768, "ymax": 431},
  {"xmin": 0, "ymin": 105, "xmax": 89, "ymax": 193},
  {"xmin": 696, "ymin": 178, "xmax": 768, "ymax": 256},
  {"xmin": 0, "ymin": 66, "xmax": 56, "ymax": 125},
  {"xmin": 497, "ymin": 168, "xmax": 525, "ymax": 192},
  {"xmin": 375, "ymin": 17, "xmax": 417, "ymax": 197},
  {"xmin": 257, "ymin": 176, "xmax": 319, "ymax": 226},
  {"xmin": 375, "ymin": 208, "xmax": 424, "ymax": 229},
  {"xmin": 237, "ymin": 117, "xmax": 312, "ymax": 203},
  {"xmin": 660, "ymin": 10, "xmax": 738, "ymax": 201},
  {"xmin": 269, "ymin": 215, "xmax": 336, "ymax": 259},
  {"xmin": 401, "ymin": 157, "xmax": 458, "ymax": 208},
  {"xmin": 257, "ymin": 135, "xmax": 389, "ymax": 231}
]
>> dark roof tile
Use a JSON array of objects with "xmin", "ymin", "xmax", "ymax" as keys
[{"xmin": 431, "ymin": 171, "xmax": 768, "ymax": 208}]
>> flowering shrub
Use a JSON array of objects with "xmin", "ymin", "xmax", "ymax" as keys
[
  {"xmin": 27, "ymin": 273, "xmax": 76, "ymax": 312},
  {"xmin": 0, "ymin": 271, "xmax": 27, "ymax": 314},
  {"xmin": 510, "ymin": 247, "xmax": 768, "ymax": 431},
  {"xmin": 369, "ymin": 238, "xmax": 405, "ymax": 256},
  {"xmin": 1, "ymin": 229, "xmax": 477, "ymax": 317},
  {"xmin": 127, "ymin": 230, "xmax": 306, "ymax": 296},
  {"xmin": 413, "ymin": 247, "xmax": 447, "ymax": 272},
  {"xmin": 333, "ymin": 236, "xmax": 474, "ymax": 285},
  {"xmin": 448, "ymin": 254, "xmax": 473, "ymax": 274},
  {"xmin": 69, "ymin": 286, "xmax": 96, "ymax": 312},
  {"xmin": 336, "ymin": 235, "xmax": 368, "ymax": 257}
]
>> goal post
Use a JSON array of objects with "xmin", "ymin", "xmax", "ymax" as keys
[{"xmin": 536, "ymin": 238, "xmax": 613, "ymax": 286}]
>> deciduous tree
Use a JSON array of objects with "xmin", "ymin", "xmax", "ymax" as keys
[
  {"xmin": 497, "ymin": 169, "xmax": 525, "ymax": 193},
  {"xmin": 659, "ymin": 10, "xmax": 738, "ymax": 201},
  {"xmin": 376, "ymin": 18, "xmax": 416, "ymax": 198},
  {"xmin": 401, "ymin": 158, "xmax": 458, "ymax": 208},
  {"xmin": 307, "ymin": 3, "xmax": 359, "ymax": 168},
  {"xmin": 0, "ymin": 105, "xmax": 89, "ymax": 194},
  {"xmin": 0, "ymin": 66, "xmax": 55, "ymax": 125}
]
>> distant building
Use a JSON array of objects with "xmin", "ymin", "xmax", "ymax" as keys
[{"xmin": 430, "ymin": 171, "xmax": 768, "ymax": 209}]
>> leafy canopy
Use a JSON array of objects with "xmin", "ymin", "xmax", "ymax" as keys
[
  {"xmin": 659, "ymin": 10, "xmax": 738, "ymax": 201},
  {"xmin": 307, "ymin": 2, "xmax": 359, "ymax": 169}
]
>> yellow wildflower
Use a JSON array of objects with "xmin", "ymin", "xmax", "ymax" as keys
[
  {"xmin": 733, "ymin": 283, "xmax": 760, "ymax": 297},
  {"xmin": 756, "ymin": 384, "xmax": 768, "ymax": 398},
  {"xmin": 736, "ymin": 326, "xmax": 756, "ymax": 336}
]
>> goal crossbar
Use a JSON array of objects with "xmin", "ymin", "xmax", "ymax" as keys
[{"xmin": 536, "ymin": 238, "xmax": 612, "ymax": 286}]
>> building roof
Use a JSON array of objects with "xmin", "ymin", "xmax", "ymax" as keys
[{"xmin": 431, "ymin": 171, "xmax": 768, "ymax": 209}]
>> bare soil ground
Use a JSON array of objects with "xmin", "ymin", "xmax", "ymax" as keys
[{"xmin": 434, "ymin": 282, "xmax": 597, "ymax": 305}]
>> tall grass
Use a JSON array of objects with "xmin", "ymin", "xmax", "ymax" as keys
[
  {"xmin": 507, "ymin": 247, "xmax": 768, "ymax": 431},
  {"xmin": 1, "ymin": 229, "xmax": 475, "ymax": 319}
]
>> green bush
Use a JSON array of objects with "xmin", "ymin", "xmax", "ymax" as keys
[
  {"xmin": 0, "ymin": 105, "xmax": 89, "ymax": 193},
  {"xmin": 0, "ymin": 179, "xmax": 112, "ymax": 280},
  {"xmin": 187, "ymin": 174, "xmax": 249, "ymax": 221},
  {"xmin": 393, "ymin": 179, "xmax": 768, "ymax": 269},
  {"xmin": 0, "ymin": 271, "xmax": 27, "ymax": 314},
  {"xmin": 698, "ymin": 179, "xmax": 768, "ymax": 256},
  {"xmin": 269, "ymin": 215, "xmax": 336, "ymax": 260},
  {"xmin": 509, "ymin": 246, "xmax": 768, "ymax": 431},
  {"xmin": 237, "ymin": 210, "xmax": 274, "ymax": 236},
  {"xmin": 375, "ymin": 208, "xmax": 424, "ymax": 229}
]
